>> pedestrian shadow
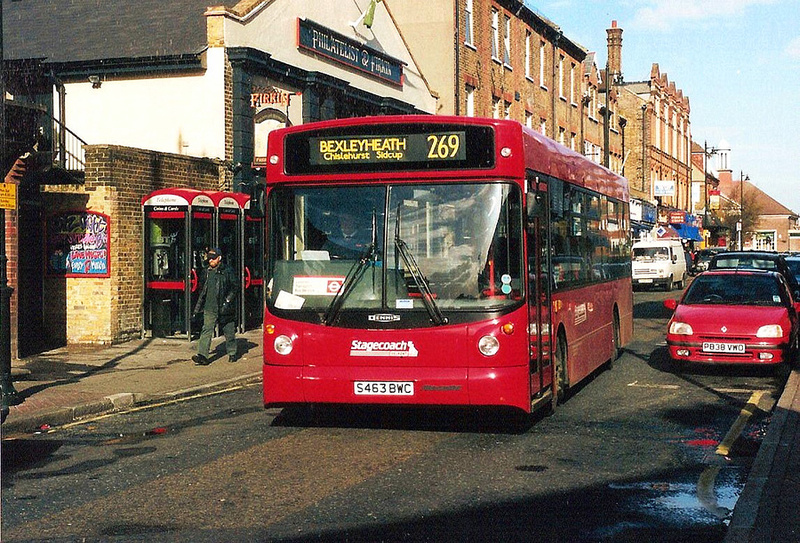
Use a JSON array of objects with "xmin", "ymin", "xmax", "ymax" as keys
[{"xmin": 209, "ymin": 338, "xmax": 258, "ymax": 361}]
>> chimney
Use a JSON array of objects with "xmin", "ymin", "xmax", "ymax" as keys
[{"xmin": 606, "ymin": 20, "xmax": 623, "ymax": 82}]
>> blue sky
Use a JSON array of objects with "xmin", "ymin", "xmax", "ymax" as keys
[{"xmin": 530, "ymin": 0, "xmax": 800, "ymax": 214}]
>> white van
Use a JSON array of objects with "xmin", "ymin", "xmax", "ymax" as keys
[{"xmin": 631, "ymin": 239, "xmax": 688, "ymax": 291}]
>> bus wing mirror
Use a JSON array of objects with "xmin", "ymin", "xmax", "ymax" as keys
[{"xmin": 249, "ymin": 182, "xmax": 266, "ymax": 218}]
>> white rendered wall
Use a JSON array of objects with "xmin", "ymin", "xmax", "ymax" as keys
[{"xmin": 57, "ymin": 48, "xmax": 227, "ymax": 160}]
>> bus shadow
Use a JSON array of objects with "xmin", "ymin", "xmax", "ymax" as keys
[
  {"xmin": 633, "ymin": 300, "xmax": 675, "ymax": 320},
  {"xmin": 271, "ymin": 403, "xmax": 546, "ymax": 435}
]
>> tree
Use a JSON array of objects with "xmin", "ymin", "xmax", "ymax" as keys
[{"xmin": 718, "ymin": 183, "xmax": 762, "ymax": 249}]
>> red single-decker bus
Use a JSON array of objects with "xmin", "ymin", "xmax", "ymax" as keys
[{"xmin": 262, "ymin": 116, "xmax": 632, "ymax": 415}]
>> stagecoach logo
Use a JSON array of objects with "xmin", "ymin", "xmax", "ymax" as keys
[
  {"xmin": 350, "ymin": 340, "xmax": 419, "ymax": 357},
  {"xmin": 368, "ymin": 313, "xmax": 401, "ymax": 323}
]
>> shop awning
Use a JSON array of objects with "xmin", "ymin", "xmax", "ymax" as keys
[{"xmin": 672, "ymin": 223, "xmax": 703, "ymax": 241}]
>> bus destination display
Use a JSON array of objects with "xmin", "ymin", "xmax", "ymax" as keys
[{"xmin": 309, "ymin": 132, "xmax": 466, "ymax": 165}]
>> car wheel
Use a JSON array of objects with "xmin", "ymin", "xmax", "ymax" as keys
[{"xmin": 664, "ymin": 275, "xmax": 673, "ymax": 292}]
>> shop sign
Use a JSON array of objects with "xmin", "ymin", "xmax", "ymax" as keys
[
  {"xmin": 654, "ymin": 180, "xmax": 675, "ymax": 197},
  {"xmin": 709, "ymin": 189, "xmax": 720, "ymax": 210},
  {"xmin": 46, "ymin": 211, "xmax": 111, "ymax": 277},
  {"xmin": 629, "ymin": 199, "xmax": 642, "ymax": 222},
  {"xmin": 669, "ymin": 211, "xmax": 686, "ymax": 224},
  {"xmin": 250, "ymin": 88, "xmax": 299, "ymax": 109},
  {"xmin": 298, "ymin": 18, "xmax": 404, "ymax": 86}
]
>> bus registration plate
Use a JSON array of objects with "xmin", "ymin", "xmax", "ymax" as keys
[
  {"xmin": 702, "ymin": 342, "xmax": 745, "ymax": 353},
  {"xmin": 354, "ymin": 381, "xmax": 414, "ymax": 396}
]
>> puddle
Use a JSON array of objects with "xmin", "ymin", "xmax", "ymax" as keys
[{"xmin": 590, "ymin": 464, "xmax": 745, "ymax": 540}]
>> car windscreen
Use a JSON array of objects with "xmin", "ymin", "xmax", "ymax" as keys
[
  {"xmin": 710, "ymin": 256, "xmax": 778, "ymax": 270},
  {"xmin": 633, "ymin": 247, "xmax": 671, "ymax": 261},
  {"xmin": 683, "ymin": 274, "xmax": 786, "ymax": 306},
  {"xmin": 785, "ymin": 258, "xmax": 800, "ymax": 283}
]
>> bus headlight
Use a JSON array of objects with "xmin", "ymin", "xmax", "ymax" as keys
[
  {"xmin": 274, "ymin": 335, "xmax": 294, "ymax": 355},
  {"xmin": 478, "ymin": 335, "xmax": 500, "ymax": 356}
]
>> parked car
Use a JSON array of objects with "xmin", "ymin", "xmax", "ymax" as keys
[
  {"xmin": 785, "ymin": 254, "xmax": 800, "ymax": 287},
  {"xmin": 690, "ymin": 248, "xmax": 723, "ymax": 275},
  {"xmin": 708, "ymin": 251, "xmax": 799, "ymax": 292},
  {"xmin": 664, "ymin": 269, "xmax": 800, "ymax": 366},
  {"xmin": 631, "ymin": 239, "xmax": 688, "ymax": 291}
]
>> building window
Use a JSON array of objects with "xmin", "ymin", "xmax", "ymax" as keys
[
  {"xmin": 525, "ymin": 31, "xmax": 532, "ymax": 79},
  {"xmin": 558, "ymin": 55, "xmax": 565, "ymax": 99},
  {"xmin": 492, "ymin": 96, "xmax": 501, "ymax": 119},
  {"xmin": 491, "ymin": 9, "xmax": 500, "ymax": 61},
  {"xmin": 539, "ymin": 41, "xmax": 546, "ymax": 88},
  {"xmin": 540, "ymin": 118, "xmax": 547, "ymax": 136},
  {"xmin": 464, "ymin": 0, "xmax": 474, "ymax": 46},
  {"xmin": 570, "ymin": 62, "xmax": 576, "ymax": 105},
  {"xmin": 505, "ymin": 101, "xmax": 512, "ymax": 120},
  {"xmin": 571, "ymin": 132, "xmax": 577, "ymax": 151},
  {"xmin": 503, "ymin": 15, "xmax": 511, "ymax": 66},
  {"xmin": 466, "ymin": 85, "xmax": 475, "ymax": 117},
  {"xmin": 754, "ymin": 231, "xmax": 777, "ymax": 252},
  {"xmin": 558, "ymin": 126, "xmax": 566, "ymax": 145},
  {"xmin": 525, "ymin": 110, "xmax": 533, "ymax": 128}
]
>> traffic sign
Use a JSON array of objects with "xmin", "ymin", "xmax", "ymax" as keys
[{"xmin": 0, "ymin": 183, "xmax": 17, "ymax": 210}]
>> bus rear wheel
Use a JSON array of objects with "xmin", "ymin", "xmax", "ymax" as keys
[{"xmin": 612, "ymin": 309, "xmax": 622, "ymax": 363}]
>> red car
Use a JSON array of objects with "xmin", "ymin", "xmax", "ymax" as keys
[{"xmin": 664, "ymin": 269, "xmax": 800, "ymax": 365}]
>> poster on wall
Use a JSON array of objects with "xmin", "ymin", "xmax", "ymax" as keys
[{"xmin": 46, "ymin": 211, "xmax": 111, "ymax": 277}]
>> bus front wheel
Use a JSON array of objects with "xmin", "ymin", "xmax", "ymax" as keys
[{"xmin": 553, "ymin": 332, "xmax": 568, "ymax": 407}]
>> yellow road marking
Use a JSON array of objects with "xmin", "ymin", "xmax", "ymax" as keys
[{"xmin": 716, "ymin": 390, "xmax": 766, "ymax": 456}]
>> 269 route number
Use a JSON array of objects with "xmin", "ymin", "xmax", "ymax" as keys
[{"xmin": 426, "ymin": 133, "xmax": 461, "ymax": 159}]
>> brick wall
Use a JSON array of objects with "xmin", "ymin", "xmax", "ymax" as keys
[
  {"xmin": 38, "ymin": 146, "xmax": 225, "ymax": 346},
  {"xmin": 4, "ymin": 208, "xmax": 18, "ymax": 354}
]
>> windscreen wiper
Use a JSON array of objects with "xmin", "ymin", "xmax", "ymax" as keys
[
  {"xmin": 323, "ymin": 242, "xmax": 377, "ymax": 326},
  {"xmin": 394, "ymin": 209, "xmax": 447, "ymax": 325},
  {"xmin": 324, "ymin": 210, "xmax": 379, "ymax": 326}
]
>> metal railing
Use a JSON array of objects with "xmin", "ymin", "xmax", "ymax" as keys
[{"xmin": 51, "ymin": 116, "xmax": 86, "ymax": 172}]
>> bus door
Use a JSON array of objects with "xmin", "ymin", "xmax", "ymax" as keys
[{"xmin": 526, "ymin": 175, "xmax": 553, "ymax": 401}]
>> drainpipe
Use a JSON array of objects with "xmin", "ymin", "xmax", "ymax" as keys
[{"xmin": 454, "ymin": 0, "xmax": 460, "ymax": 115}]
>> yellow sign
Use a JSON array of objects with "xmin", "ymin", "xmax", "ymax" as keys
[{"xmin": 0, "ymin": 183, "xmax": 17, "ymax": 210}]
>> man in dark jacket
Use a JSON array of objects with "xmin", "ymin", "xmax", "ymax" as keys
[{"xmin": 192, "ymin": 247, "xmax": 238, "ymax": 365}]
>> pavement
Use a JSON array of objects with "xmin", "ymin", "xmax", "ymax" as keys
[
  {"xmin": 1, "ymin": 327, "xmax": 263, "ymax": 437},
  {"xmin": 1, "ymin": 327, "xmax": 798, "ymax": 542}
]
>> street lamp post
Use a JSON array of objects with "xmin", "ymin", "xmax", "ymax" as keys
[
  {"xmin": 0, "ymin": 0, "xmax": 21, "ymax": 417},
  {"xmin": 738, "ymin": 171, "xmax": 749, "ymax": 251},
  {"xmin": 701, "ymin": 141, "xmax": 720, "ymax": 246}
]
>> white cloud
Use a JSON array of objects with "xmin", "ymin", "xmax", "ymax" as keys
[
  {"xmin": 630, "ymin": 0, "xmax": 777, "ymax": 31},
  {"xmin": 787, "ymin": 37, "xmax": 800, "ymax": 59}
]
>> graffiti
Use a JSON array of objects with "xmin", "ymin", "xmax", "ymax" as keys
[{"xmin": 46, "ymin": 211, "xmax": 111, "ymax": 277}]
